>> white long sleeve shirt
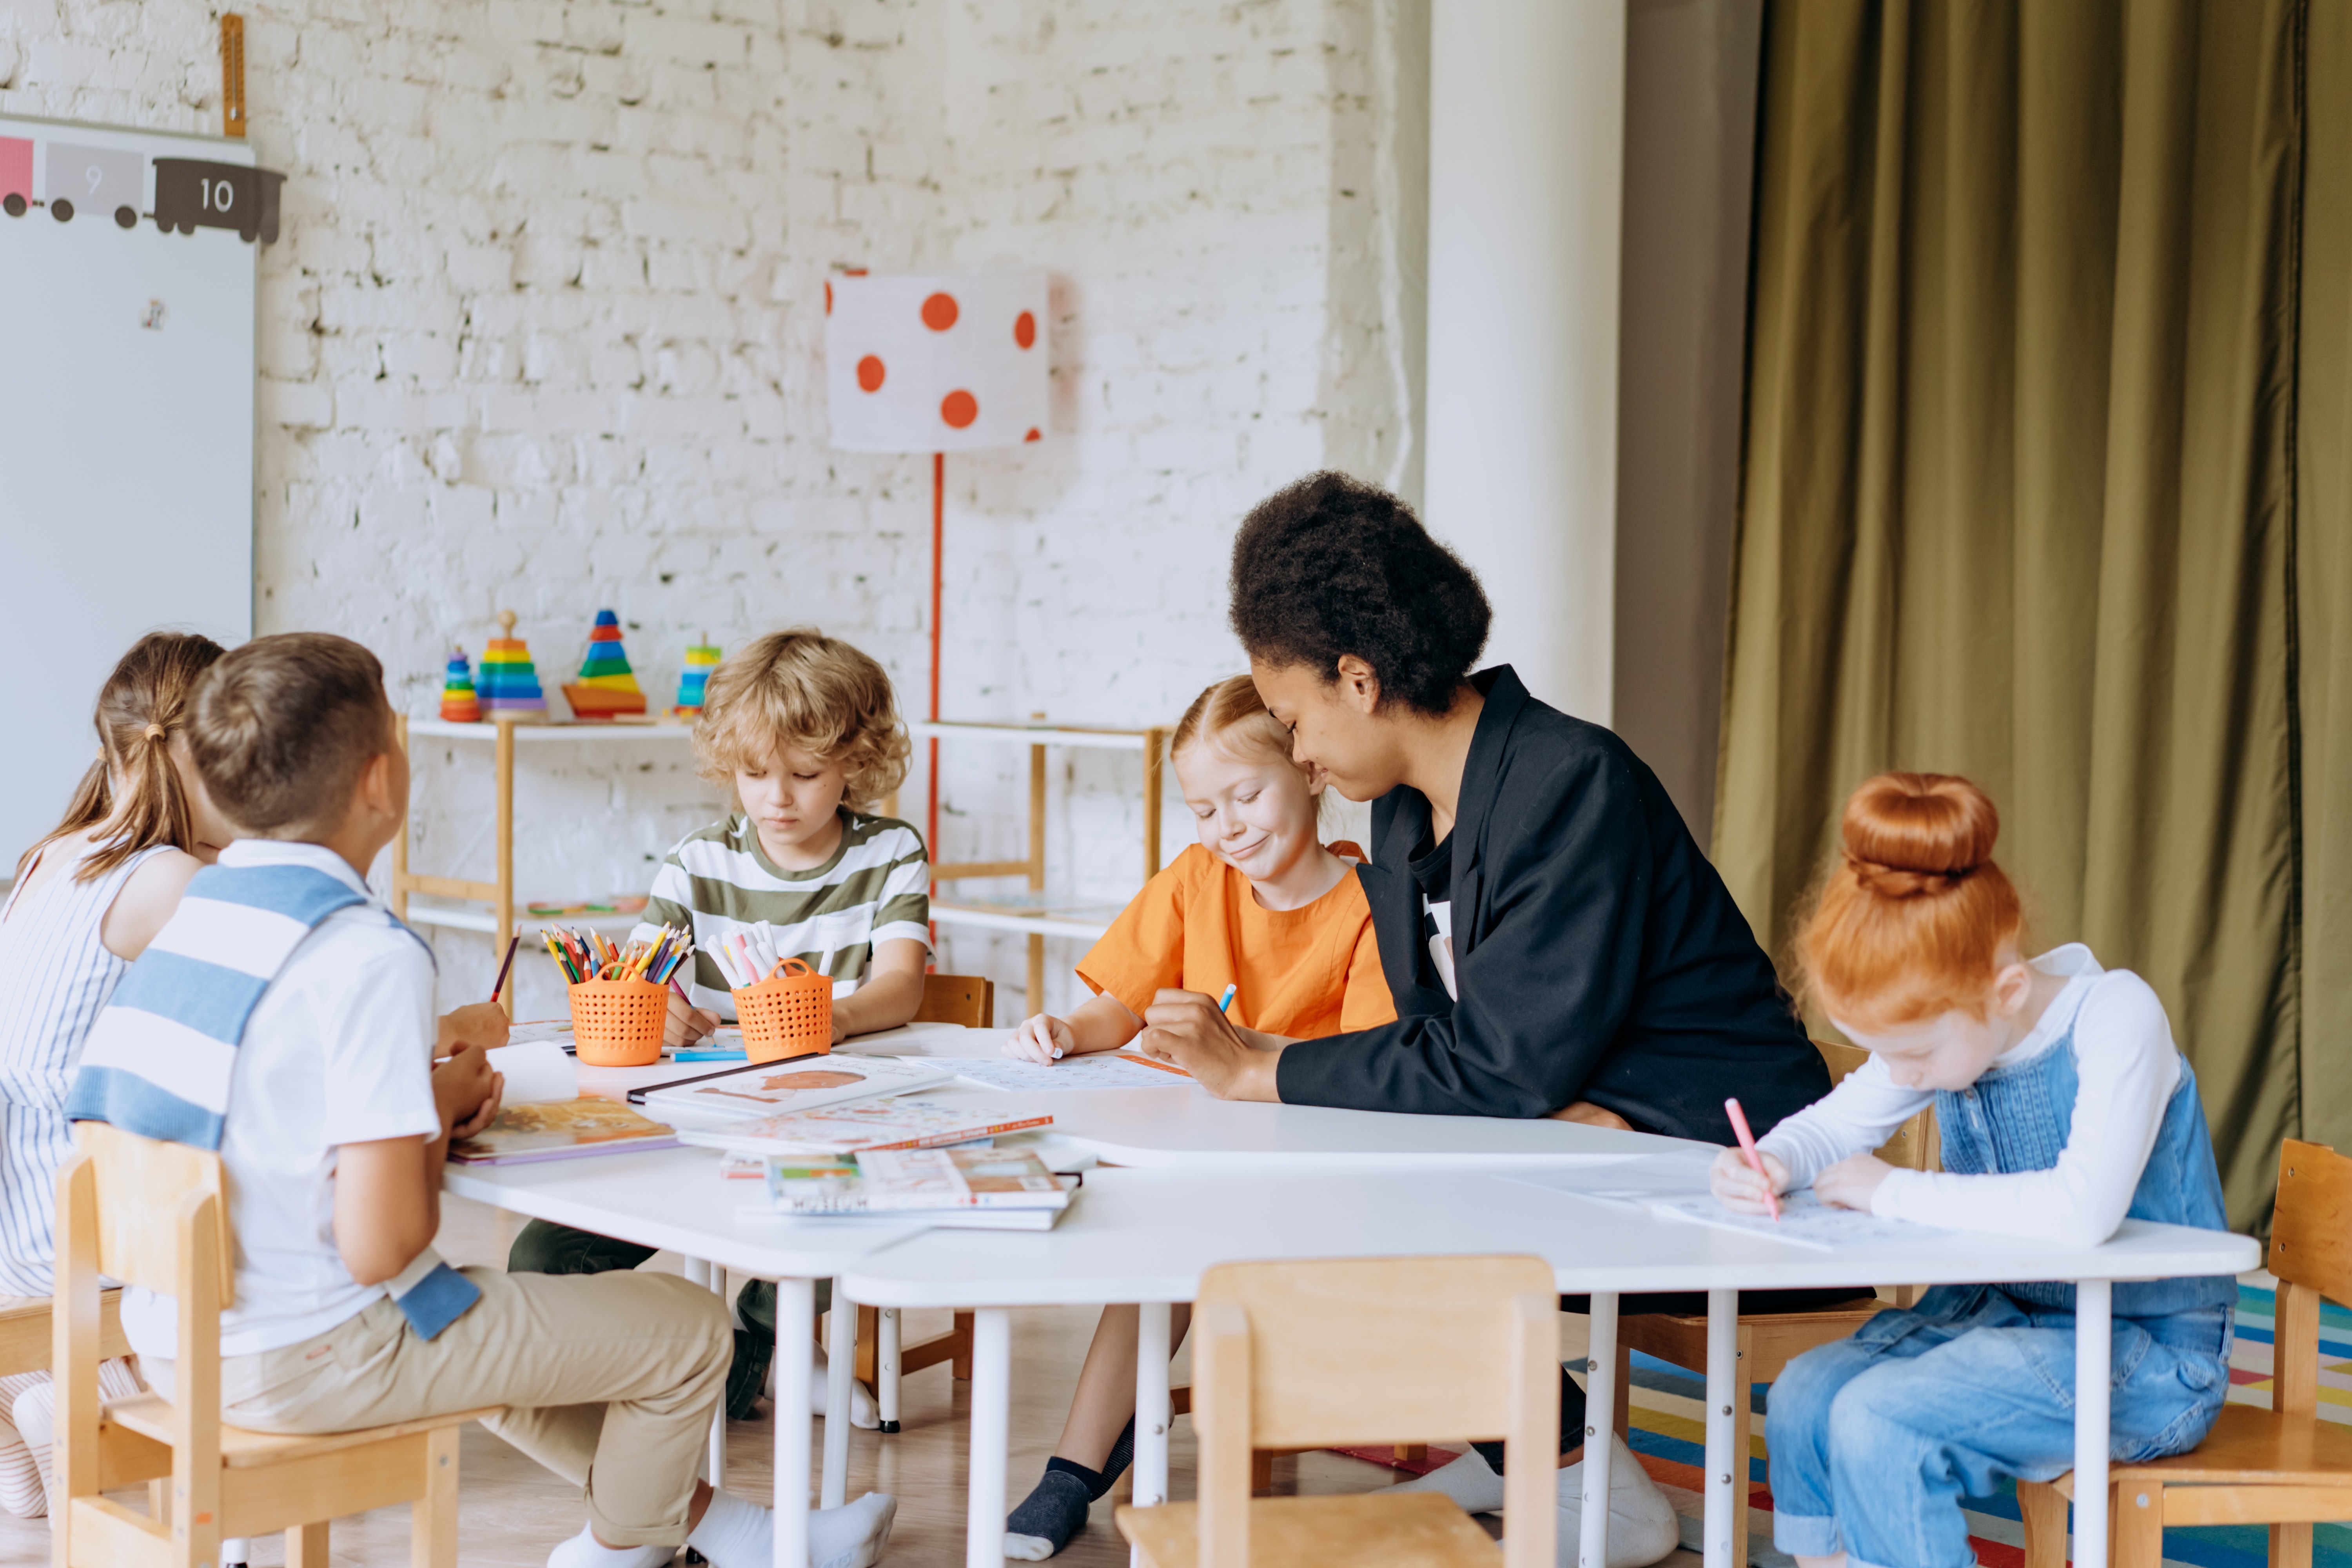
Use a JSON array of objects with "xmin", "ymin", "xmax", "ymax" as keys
[{"xmin": 1755, "ymin": 945, "xmax": 2181, "ymax": 1247}]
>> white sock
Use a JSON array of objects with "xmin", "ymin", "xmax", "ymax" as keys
[
  {"xmin": 765, "ymin": 1345, "xmax": 880, "ymax": 1429},
  {"xmin": 1392, "ymin": 1447, "xmax": 1507, "ymax": 1515},
  {"xmin": 696, "ymin": 1490, "xmax": 898, "ymax": 1568},
  {"xmin": 1530, "ymin": 1434, "xmax": 1680, "ymax": 1568},
  {"xmin": 809, "ymin": 1493, "xmax": 898, "ymax": 1568},
  {"xmin": 545, "ymin": 1523, "xmax": 670, "ymax": 1568}
]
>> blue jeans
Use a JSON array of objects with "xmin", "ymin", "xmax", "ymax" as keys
[{"xmin": 1765, "ymin": 1284, "xmax": 2232, "ymax": 1568}]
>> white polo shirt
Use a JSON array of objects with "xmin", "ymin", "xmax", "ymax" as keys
[{"xmin": 122, "ymin": 840, "xmax": 442, "ymax": 1360}]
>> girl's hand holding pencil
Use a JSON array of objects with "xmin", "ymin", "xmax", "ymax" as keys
[
  {"xmin": 1006, "ymin": 1013, "xmax": 1078, "ymax": 1064},
  {"xmin": 1708, "ymin": 1143, "xmax": 1793, "ymax": 1215}
]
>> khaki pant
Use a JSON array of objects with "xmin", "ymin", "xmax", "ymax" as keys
[{"xmin": 146, "ymin": 1267, "xmax": 730, "ymax": 1546}]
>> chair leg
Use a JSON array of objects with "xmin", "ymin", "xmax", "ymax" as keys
[
  {"xmin": 952, "ymin": 1311, "xmax": 975, "ymax": 1380},
  {"xmin": 2016, "ymin": 1481, "xmax": 2067, "ymax": 1568},
  {"xmin": 413, "ymin": 1425, "xmax": 460, "ymax": 1568},
  {"xmin": 2116, "ymin": 1482, "xmax": 2163, "ymax": 1568},
  {"xmin": 855, "ymin": 1304, "xmax": 880, "ymax": 1383},
  {"xmin": 1730, "ymin": 1329, "xmax": 1752, "ymax": 1568},
  {"xmin": 1612, "ymin": 1340, "xmax": 1632, "ymax": 1442},
  {"xmin": 1394, "ymin": 1443, "xmax": 1427, "ymax": 1466},
  {"xmin": 149, "ymin": 1477, "xmax": 170, "ymax": 1526},
  {"xmin": 2272, "ymin": 1521, "xmax": 2315, "ymax": 1568},
  {"xmin": 287, "ymin": 1521, "xmax": 330, "ymax": 1568}
]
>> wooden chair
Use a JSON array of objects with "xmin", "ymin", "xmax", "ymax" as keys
[
  {"xmin": 1117, "ymin": 1254, "xmax": 1559, "ymax": 1568},
  {"xmin": 850, "ymin": 973, "xmax": 995, "ymax": 1426},
  {"xmin": 1608, "ymin": 1040, "xmax": 1940, "ymax": 1568},
  {"xmin": 2018, "ymin": 1138, "xmax": 2352, "ymax": 1568},
  {"xmin": 53, "ymin": 1122, "xmax": 499, "ymax": 1568}
]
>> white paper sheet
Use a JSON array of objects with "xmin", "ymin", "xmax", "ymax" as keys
[
  {"xmin": 485, "ymin": 1040, "xmax": 580, "ymax": 1105},
  {"xmin": 1643, "ymin": 1191, "xmax": 1946, "ymax": 1251},
  {"xmin": 1504, "ymin": 1150, "xmax": 1721, "ymax": 1201},
  {"xmin": 942, "ymin": 1053, "xmax": 1196, "ymax": 1092}
]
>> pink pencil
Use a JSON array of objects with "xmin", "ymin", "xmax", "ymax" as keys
[{"xmin": 1724, "ymin": 1097, "xmax": 1781, "ymax": 1222}]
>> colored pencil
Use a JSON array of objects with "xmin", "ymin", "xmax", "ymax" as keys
[
  {"xmin": 1724, "ymin": 1096, "xmax": 1780, "ymax": 1222},
  {"xmin": 489, "ymin": 935, "xmax": 521, "ymax": 1002}
]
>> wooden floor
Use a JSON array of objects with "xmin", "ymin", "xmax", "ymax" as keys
[{"xmin": 0, "ymin": 1194, "xmax": 1708, "ymax": 1566}]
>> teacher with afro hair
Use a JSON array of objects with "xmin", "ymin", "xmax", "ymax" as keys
[{"xmin": 1138, "ymin": 470, "xmax": 1830, "ymax": 1144}]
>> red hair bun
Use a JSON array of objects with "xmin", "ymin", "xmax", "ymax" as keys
[{"xmin": 1798, "ymin": 772, "xmax": 2022, "ymax": 1028}]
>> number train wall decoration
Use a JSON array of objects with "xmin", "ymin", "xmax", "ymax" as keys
[{"xmin": 0, "ymin": 131, "xmax": 283, "ymax": 243}]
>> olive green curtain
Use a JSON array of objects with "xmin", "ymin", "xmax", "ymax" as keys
[{"xmin": 1716, "ymin": 0, "xmax": 2348, "ymax": 1228}]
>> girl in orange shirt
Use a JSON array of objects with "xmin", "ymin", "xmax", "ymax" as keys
[{"xmin": 1000, "ymin": 675, "xmax": 1396, "ymax": 1558}]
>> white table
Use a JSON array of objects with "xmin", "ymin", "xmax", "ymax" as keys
[
  {"xmin": 444, "ymin": 1148, "xmax": 928, "ymax": 1568},
  {"xmin": 838, "ymin": 1166, "xmax": 2261, "ymax": 1568}
]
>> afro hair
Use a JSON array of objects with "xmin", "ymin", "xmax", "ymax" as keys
[{"xmin": 1227, "ymin": 471, "xmax": 1492, "ymax": 717}]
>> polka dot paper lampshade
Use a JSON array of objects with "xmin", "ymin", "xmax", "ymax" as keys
[{"xmin": 825, "ymin": 272, "xmax": 1048, "ymax": 453}]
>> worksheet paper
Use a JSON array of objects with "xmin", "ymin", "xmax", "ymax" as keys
[
  {"xmin": 1506, "ymin": 1156, "xmax": 1946, "ymax": 1251},
  {"xmin": 939, "ymin": 1053, "xmax": 1196, "ymax": 1093}
]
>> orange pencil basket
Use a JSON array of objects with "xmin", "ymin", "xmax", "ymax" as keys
[
  {"xmin": 567, "ymin": 976, "xmax": 666, "ymax": 1066},
  {"xmin": 733, "ymin": 958, "xmax": 833, "ymax": 1063}
]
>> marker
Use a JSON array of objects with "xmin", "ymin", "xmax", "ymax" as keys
[
  {"xmin": 1216, "ymin": 983, "xmax": 1237, "ymax": 1014},
  {"xmin": 1723, "ymin": 1097, "xmax": 1780, "ymax": 1222},
  {"xmin": 488, "ymin": 934, "xmax": 521, "ymax": 1004}
]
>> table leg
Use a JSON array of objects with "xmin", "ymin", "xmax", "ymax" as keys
[
  {"xmin": 1582, "ymin": 1293, "xmax": 1619, "ymax": 1568},
  {"xmin": 1131, "ymin": 1301, "xmax": 1172, "ymax": 1568},
  {"xmin": 1703, "ymin": 1289, "xmax": 1737, "ymax": 1568},
  {"xmin": 2074, "ymin": 1280, "xmax": 2112, "ymax": 1568},
  {"xmin": 824, "ymin": 1281, "xmax": 857, "ymax": 1509},
  {"xmin": 878, "ymin": 1307, "xmax": 902, "ymax": 1433},
  {"xmin": 708, "ymin": 1264, "xmax": 729, "ymax": 1487},
  {"xmin": 966, "ymin": 1308, "xmax": 1012, "ymax": 1568},
  {"xmin": 774, "ymin": 1279, "xmax": 815, "ymax": 1568}
]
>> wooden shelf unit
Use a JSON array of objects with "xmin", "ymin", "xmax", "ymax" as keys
[
  {"xmin": 391, "ymin": 715, "xmax": 698, "ymax": 1008},
  {"xmin": 912, "ymin": 719, "xmax": 1169, "ymax": 1005}
]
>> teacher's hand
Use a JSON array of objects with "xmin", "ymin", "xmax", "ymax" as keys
[{"xmin": 1135, "ymin": 989, "xmax": 1280, "ymax": 1101}]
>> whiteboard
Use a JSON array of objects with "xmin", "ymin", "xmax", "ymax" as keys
[{"xmin": 0, "ymin": 114, "xmax": 259, "ymax": 869}]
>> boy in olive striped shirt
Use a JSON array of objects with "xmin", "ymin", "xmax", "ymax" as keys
[
  {"xmin": 511, "ymin": 628, "xmax": 930, "ymax": 1425},
  {"xmin": 645, "ymin": 628, "xmax": 930, "ymax": 1043}
]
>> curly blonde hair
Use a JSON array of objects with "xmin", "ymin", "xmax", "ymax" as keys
[{"xmin": 693, "ymin": 630, "xmax": 912, "ymax": 811}]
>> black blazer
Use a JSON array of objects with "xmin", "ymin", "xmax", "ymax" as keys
[{"xmin": 1274, "ymin": 666, "xmax": 1829, "ymax": 1141}]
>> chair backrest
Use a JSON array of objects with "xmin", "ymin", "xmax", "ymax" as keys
[
  {"xmin": 2269, "ymin": 1139, "xmax": 2352, "ymax": 1413},
  {"xmin": 55, "ymin": 1122, "xmax": 232, "ymax": 1559},
  {"xmin": 1192, "ymin": 1254, "xmax": 1557, "ymax": 1568},
  {"xmin": 73, "ymin": 1122, "xmax": 230, "ymax": 1304},
  {"xmin": 1815, "ymin": 1040, "xmax": 1940, "ymax": 1173},
  {"xmin": 914, "ymin": 972, "xmax": 994, "ymax": 1028}
]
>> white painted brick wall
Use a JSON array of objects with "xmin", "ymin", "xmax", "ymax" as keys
[{"xmin": 4, "ymin": 0, "xmax": 1414, "ymax": 1022}]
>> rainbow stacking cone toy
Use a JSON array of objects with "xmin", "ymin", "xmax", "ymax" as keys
[
  {"xmin": 562, "ymin": 609, "xmax": 647, "ymax": 721},
  {"xmin": 439, "ymin": 649, "xmax": 481, "ymax": 723},
  {"xmin": 478, "ymin": 612, "xmax": 549, "ymax": 720},
  {"xmin": 674, "ymin": 637, "xmax": 720, "ymax": 719}
]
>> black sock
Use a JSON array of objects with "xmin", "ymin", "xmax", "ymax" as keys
[
  {"xmin": 1097, "ymin": 1416, "xmax": 1136, "ymax": 1492},
  {"xmin": 1006, "ymin": 1467, "xmax": 1096, "ymax": 1553}
]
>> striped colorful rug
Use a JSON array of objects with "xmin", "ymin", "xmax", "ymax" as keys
[{"xmin": 1621, "ymin": 1278, "xmax": 2352, "ymax": 1568}]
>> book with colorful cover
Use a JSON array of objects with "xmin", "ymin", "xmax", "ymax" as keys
[
  {"xmin": 675, "ymin": 1097, "xmax": 1052, "ymax": 1157},
  {"xmin": 636, "ymin": 1053, "xmax": 952, "ymax": 1122},
  {"xmin": 755, "ymin": 1146, "xmax": 1070, "ymax": 1214},
  {"xmin": 448, "ymin": 1098, "xmax": 681, "ymax": 1165}
]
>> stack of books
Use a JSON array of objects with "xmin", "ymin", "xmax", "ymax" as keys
[{"xmin": 685, "ymin": 1098, "xmax": 1073, "ymax": 1230}]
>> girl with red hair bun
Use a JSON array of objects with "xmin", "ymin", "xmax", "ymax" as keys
[{"xmin": 1711, "ymin": 772, "xmax": 2237, "ymax": 1568}]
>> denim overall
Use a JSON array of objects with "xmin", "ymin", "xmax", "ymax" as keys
[{"xmin": 1764, "ymin": 1001, "xmax": 2236, "ymax": 1568}]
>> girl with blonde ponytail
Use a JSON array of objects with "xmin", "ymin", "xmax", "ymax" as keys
[
  {"xmin": 1712, "ymin": 772, "xmax": 2236, "ymax": 1568},
  {"xmin": 0, "ymin": 632, "xmax": 236, "ymax": 1517}
]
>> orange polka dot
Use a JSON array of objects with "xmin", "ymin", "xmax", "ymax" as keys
[
  {"xmin": 1014, "ymin": 310, "xmax": 1037, "ymax": 349},
  {"xmin": 922, "ymin": 292, "xmax": 960, "ymax": 331},
  {"xmin": 941, "ymin": 390, "xmax": 978, "ymax": 428},
  {"xmin": 824, "ymin": 280, "xmax": 833, "ymax": 314},
  {"xmin": 857, "ymin": 355, "xmax": 886, "ymax": 392},
  {"xmin": 1024, "ymin": 428, "xmax": 1042, "ymax": 442}
]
